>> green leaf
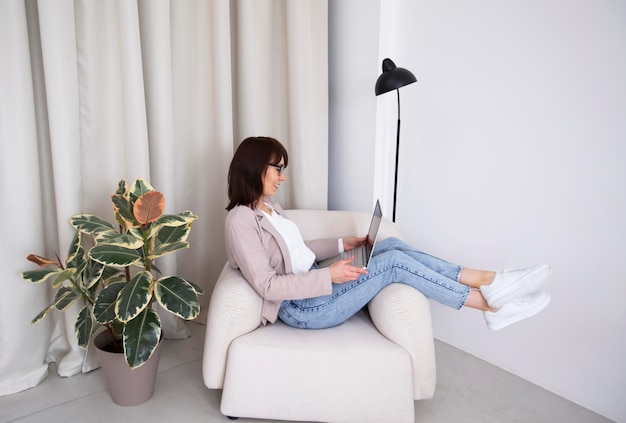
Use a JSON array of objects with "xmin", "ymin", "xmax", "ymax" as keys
[
  {"xmin": 83, "ymin": 259, "xmax": 105, "ymax": 290},
  {"xmin": 123, "ymin": 307, "xmax": 161, "ymax": 369},
  {"xmin": 94, "ymin": 281, "xmax": 125, "ymax": 324},
  {"xmin": 89, "ymin": 244, "xmax": 142, "ymax": 267},
  {"xmin": 150, "ymin": 241, "xmax": 189, "ymax": 259},
  {"xmin": 69, "ymin": 214, "xmax": 116, "ymax": 235},
  {"xmin": 75, "ymin": 305, "xmax": 93, "ymax": 349},
  {"xmin": 95, "ymin": 232, "xmax": 143, "ymax": 249},
  {"xmin": 154, "ymin": 276, "xmax": 200, "ymax": 320},
  {"xmin": 22, "ymin": 268, "xmax": 62, "ymax": 283},
  {"xmin": 116, "ymin": 271, "xmax": 153, "ymax": 323}
]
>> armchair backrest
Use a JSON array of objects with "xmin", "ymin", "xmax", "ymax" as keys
[{"xmin": 286, "ymin": 209, "xmax": 403, "ymax": 242}]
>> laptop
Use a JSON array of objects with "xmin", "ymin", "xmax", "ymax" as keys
[{"xmin": 318, "ymin": 199, "xmax": 383, "ymax": 269}]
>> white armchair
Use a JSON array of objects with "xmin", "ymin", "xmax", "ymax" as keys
[{"xmin": 202, "ymin": 209, "xmax": 436, "ymax": 423}]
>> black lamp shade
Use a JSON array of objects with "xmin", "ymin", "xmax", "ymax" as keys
[{"xmin": 375, "ymin": 58, "xmax": 417, "ymax": 95}]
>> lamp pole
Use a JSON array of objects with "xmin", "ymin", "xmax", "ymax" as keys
[
  {"xmin": 375, "ymin": 58, "xmax": 416, "ymax": 222},
  {"xmin": 392, "ymin": 88, "xmax": 401, "ymax": 222}
]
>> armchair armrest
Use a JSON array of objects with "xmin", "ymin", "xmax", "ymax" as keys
[
  {"xmin": 368, "ymin": 283, "xmax": 437, "ymax": 399},
  {"xmin": 202, "ymin": 263, "xmax": 263, "ymax": 389}
]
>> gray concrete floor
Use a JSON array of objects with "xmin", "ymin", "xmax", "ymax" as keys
[{"xmin": 0, "ymin": 321, "xmax": 614, "ymax": 423}]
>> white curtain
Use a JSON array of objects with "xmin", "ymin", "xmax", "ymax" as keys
[{"xmin": 0, "ymin": 0, "xmax": 327, "ymax": 396}]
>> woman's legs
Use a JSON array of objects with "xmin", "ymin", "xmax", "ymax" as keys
[
  {"xmin": 459, "ymin": 268, "xmax": 496, "ymax": 289},
  {"xmin": 458, "ymin": 268, "xmax": 497, "ymax": 311},
  {"xmin": 464, "ymin": 289, "xmax": 496, "ymax": 311},
  {"xmin": 278, "ymin": 237, "xmax": 550, "ymax": 329},
  {"xmin": 373, "ymin": 237, "xmax": 497, "ymax": 312},
  {"xmin": 279, "ymin": 238, "xmax": 473, "ymax": 329}
]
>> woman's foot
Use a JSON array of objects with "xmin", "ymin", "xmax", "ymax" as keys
[
  {"xmin": 483, "ymin": 291, "xmax": 551, "ymax": 330},
  {"xmin": 480, "ymin": 264, "xmax": 551, "ymax": 309}
]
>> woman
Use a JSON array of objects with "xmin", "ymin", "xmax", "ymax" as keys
[{"xmin": 225, "ymin": 136, "xmax": 551, "ymax": 331}]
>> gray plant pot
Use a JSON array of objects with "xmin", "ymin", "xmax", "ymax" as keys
[{"xmin": 94, "ymin": 330, "xmax": 163, "ymax": 406}]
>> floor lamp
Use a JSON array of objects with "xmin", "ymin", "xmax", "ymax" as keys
[{"xmin": 375, "ymin": 58, "xmax": 417, "ymax": 222}]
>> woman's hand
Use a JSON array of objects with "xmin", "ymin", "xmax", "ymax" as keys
[
  {"xmin": 343, "ymin": 235, "xmax": 367, "ymax": 251},
  {"xmin": 329, "ymin": 256, "xmax": 368, "ymax": 283}
]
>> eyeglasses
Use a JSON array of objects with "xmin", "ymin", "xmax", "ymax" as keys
[{"xmin": 268, "ymin": 163, "xmax": 287, "ymax": 176}]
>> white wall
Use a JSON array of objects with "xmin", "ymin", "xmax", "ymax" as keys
[
  {"xmin": 329, "ymin": 1, "xmax": 626, "ymax": 421},
  {"xmin": 328, "ymin": 0, "xmax": 380, "ymax": 213}
]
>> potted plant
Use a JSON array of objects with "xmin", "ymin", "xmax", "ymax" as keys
[{"xmin": 21, "ymin": 178, "xmax": 202, "ymax": 405}]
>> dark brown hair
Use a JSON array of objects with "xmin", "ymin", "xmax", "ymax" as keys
[{"xmin": 226, "ymin": 136, "xmax": 289, "ymax": 211}]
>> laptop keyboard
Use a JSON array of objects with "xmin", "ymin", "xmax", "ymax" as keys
[{"xmin": 338, "ymin": 246, "xmax": 367, "ymax": 268}]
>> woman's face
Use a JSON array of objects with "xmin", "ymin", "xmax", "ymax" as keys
[{"xmin": 261, "ymin": 158, "xmax": 287, "ymax": 198}]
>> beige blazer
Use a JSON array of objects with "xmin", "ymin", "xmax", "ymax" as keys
[{"xmin": 225, "ymin": 200, "xmax": 339, "ymax": 325}]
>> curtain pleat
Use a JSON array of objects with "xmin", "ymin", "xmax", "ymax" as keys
[
  {"xmin": 231, "ymin": 0, "xmax": 328, "ymax": 209},
  {"xmin": 284, "ymin": 1, "xmax": 328, "ymax": 209},
  {"xmin": 0, "ymin": 0, "xmax": 51, "ymax": 395},
  {"xmin": 1, "ymin": 0, "xmax": 328, "ymax": 396}
]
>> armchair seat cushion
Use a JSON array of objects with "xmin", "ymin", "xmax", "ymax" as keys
[{"xmin": 221, "ymin": 311, "xmax": 414, "ymax": 423}]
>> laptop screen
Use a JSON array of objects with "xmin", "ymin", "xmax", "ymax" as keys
[{"xmin": 364, "ymin": 200, "xmax": 383, "ymax": 259}]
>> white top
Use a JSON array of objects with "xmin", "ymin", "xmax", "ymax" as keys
[{"xmin": 262, "ymin": 206, "xmax": 316, "ymax": 274}]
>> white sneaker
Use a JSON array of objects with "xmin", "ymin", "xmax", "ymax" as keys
[
  {"xmin": 480, "ymin": 264, "xmax": 551, "ymax": 309},
  {"xmin": 483, "ymin": 291, "xmax": 551, "ymax": 331}
]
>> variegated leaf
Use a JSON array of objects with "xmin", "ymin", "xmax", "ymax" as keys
[
  {"xmin": 102, "ymin": 266, "xmax": 124, "ymax": 280},
  {"xmin": 115, "ymin": 179, "xmax": 127, "ymax": 195},
  {"xmin": 134, "ymin": 191, "xmax": 164, "ymax": 225},
  {"xmin": 65, "ymin": 231, "xmax": 81, "ymax": 264},
  {"xmin": 154, "ymin": 276, "xmax": 200, "ymax": 320},
  {"xmin": 95, "ymin": 232, "xmax": 143, "ymax": 249},
  {"xmin": 115, "ymin": 271, "xmax": 153, "ymax": 323},
  {"xmin": 75, "ymin": 305, "xmax": 93, "ymax": 349},
  {"xmin": 123, "ymin": 307, "xmax": 161, "ymax": 369},
  {"xmin": 83, "ymin": 259, "xmax": 105, "ymax": 290},
  {"xmin": 54, "ymin": 286, "xmax": 79, "ymax": 310},
  {"xmin": 147, "ymin": 212, "xmax": 197, "ymax": 239},
  {"xmin": 129, "ymin": 178, "xmax": 154, "ymax": 203},
  {"xmin": 156, "ymin": 212, "xmax": 197, "ymax": 227},
  {"xmin": 127, "ymin": 226, "xmax": 144, "ymax": 241},
  {"xmin": 66, "ymin": 244, "xmax": 86, "ymax": 276},
  {"xmin": 52, "ymin": 268, "xmax": 77, "ymax": 289},
  {"xmin": 150, "ymin": 241, "xmax": 189, "ymax": 260},
  {"xmin": 155, "ymin": 224, "xmax": 191, "ymax": 247},
  {"xmin": 89, "ymin": 244, "xmax": 142, "ymax": 267},
  {"xmin": 31, "ymin": 305, "xmax": 54, "ymax": 325},
  {"xmin": 111, "ymin": 193, "xmax": 137, "ymax": 226},
  {"xmin": 70, "ymin": 214, "xmax": 116, "ymax": 235},
  {"xmin": 21, "ymin": 268, "xmax": 62, "ymax": 283},
  {"xmin": 187, "ymin": 279, "xmax": 204, "ymax": 295},
  {"xmin": 94, "ymin": 281, "xmax": 125, "ymax": 324}
]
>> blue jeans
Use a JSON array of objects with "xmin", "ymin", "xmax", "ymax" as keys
[{"xmin": 278, "ymin": 237, "xmax": 470, "ymax": 329}]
